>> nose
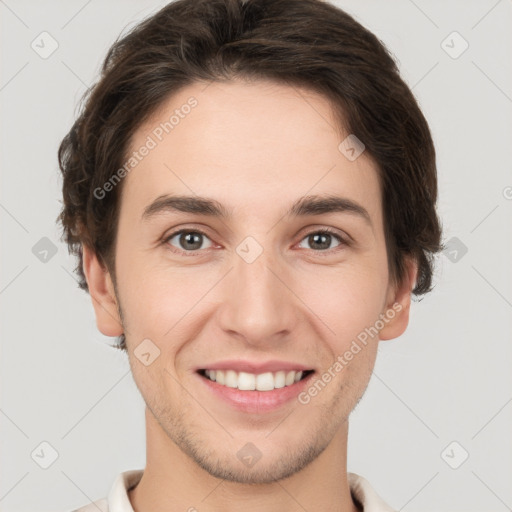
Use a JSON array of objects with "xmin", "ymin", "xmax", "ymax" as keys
[{"xmin": 216, "ymin": 247, "xmax": 300, "ymax": 348}]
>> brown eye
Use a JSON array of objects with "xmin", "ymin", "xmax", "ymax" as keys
[
  {"xmin": 297, "ymin": 229, "xmax": 347, "ymax": 252},
  {"xmin": 165, "ymin": 230, "xmax": 213, "ymax": 252}
]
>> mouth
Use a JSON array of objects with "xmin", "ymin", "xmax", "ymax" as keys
[
  {"xmin": 197, "ymin": 368, "xmax": 315, "ymax": 391},
  {"xmin": 196, "ymin": 366, "xmax": 315, "ymax": 413}
]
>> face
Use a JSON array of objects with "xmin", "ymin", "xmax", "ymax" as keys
[{"xmin": 85, "ymin": 78, "xmax": 416, "ymax": 484}]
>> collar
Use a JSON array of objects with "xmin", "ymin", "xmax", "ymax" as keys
[{"xmin": 94, "ymin": 469, "xmax": 396, "ymax": 512}]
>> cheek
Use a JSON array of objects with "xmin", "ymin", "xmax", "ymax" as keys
[
  {"xmin": 298, "ymin": 259, "xmax": 388, "ymax": 341},
  {"xmin": 115, "ymin": 245, "xmax": 191, "ymax": 334},
  {"xmin": 116, "ymin": 256, "xmax": 221, "ymax": 374},
  {"xmin": 116, "ymin": 232, "xmax": 389, "ymax": 351}
]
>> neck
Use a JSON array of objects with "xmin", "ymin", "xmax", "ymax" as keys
[{"xmin": 129, "ymin": 407, "xmax": 359, "ymax": 512}]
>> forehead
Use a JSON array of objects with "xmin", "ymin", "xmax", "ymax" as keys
[{"xmin": 121, "ymin": 79, "xmax": 382, "ymax": 227}]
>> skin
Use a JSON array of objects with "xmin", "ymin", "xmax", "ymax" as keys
[{"xmin": 83, "ymin": 78, "xmax": 417, "ymax": 512}]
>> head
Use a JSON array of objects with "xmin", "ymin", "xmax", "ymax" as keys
[{"xmin": 58, "ymin": 0, "xmax": 442, "ymax": 484}]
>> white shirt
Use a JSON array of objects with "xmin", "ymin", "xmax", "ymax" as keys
[{"xmin": 72, "ymin": 470, "xmax": 396, "ymax": 512}]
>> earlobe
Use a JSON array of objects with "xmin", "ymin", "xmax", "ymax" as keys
[
  {"xmin": 379, "ymin": 257, "xmax": 418, "ymax": 341},
  {"xmin": 82, "ymin": 244, "xmax": 124, "ymax": 337}
]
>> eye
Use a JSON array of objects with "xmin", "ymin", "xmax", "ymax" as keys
[
  {"xmin": 163, "ymin": 227, "xmax": 349, "ymax": 257},
  {"xmin": 164, "ymin": 229, "xmax": 213, "ymax": 254},
  {"xmin": 297, "ymin": 229, "xmax": 348, "ymax": 253}
]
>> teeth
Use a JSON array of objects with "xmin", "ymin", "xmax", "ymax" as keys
[
  {"xmin": 256, "ymin": 372, "xmax": 274, "ymax": 391},
  {"xmin": 238, "ymin": 372, "xmax": 256, "ymax": 390},
  {"xmin": 274, "ymin": 371, "xmax": 286, "ymax": 388},
  {"xmin": 216, "ymin": 370, "xmax": 225, "ymax": 385},
  {"xmin": 225, "ymin": 370, "xmax": 238, "ymax": 388},
  {"xmin": 203, "ymin": 369, "xmax": 309, "ymax": 391},
  {"xmin": 205, "ymin": 369, "xmax": 216, "ymax": 381}
]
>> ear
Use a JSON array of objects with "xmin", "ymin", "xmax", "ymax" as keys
[
  {"xmin": 379, "ymin": 256, "xmax": 418, "ymax": 341},
  {"xmin": 82, "ymin": 244, "xmax": 124, "ymax": 337}
]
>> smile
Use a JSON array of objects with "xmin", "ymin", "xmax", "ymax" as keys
[{"xmin": 198, "ymin": 369, "xmax": 314, "ymax": 391}]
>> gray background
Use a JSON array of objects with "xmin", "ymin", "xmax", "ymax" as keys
[{"xmin": 1, "ymin": 0, "xmax": 511, "ymax": 511}]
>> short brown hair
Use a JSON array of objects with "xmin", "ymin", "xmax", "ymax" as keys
[{"xmin": 58, "ymin": 0, "xmax": 443, "ymax": 343}]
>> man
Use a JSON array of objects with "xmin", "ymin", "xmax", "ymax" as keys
[{"xmin": 58, "ymin": 0, "xmax": 442, "ymax": 510}]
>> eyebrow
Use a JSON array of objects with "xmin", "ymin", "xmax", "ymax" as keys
[{"xmin": 142, "ymin": 193, "xmax": 372, "ymax": 226}]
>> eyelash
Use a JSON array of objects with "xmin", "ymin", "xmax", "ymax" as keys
[{"xmin": 162, "ymin": 227, "xmax": 350, "ymax": 257}]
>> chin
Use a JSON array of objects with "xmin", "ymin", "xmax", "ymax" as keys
[{"xmin": 189, "ymin": 442, "xmax": 325, "ymax": 484}]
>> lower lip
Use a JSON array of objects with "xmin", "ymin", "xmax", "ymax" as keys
[{"xmin": 198, "ymin": 371, "xmax": 315, "ymax": 413}]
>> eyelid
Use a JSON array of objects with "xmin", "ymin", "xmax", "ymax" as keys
[
  {"xmin": 297, "ymin": 225, "xmax": 352, "ymax": 244},
  {"xmin": 162, "ymin": 227, "xmax": 215, "ymax": 255},
  {"xmin": 296, "ymin": 227, "xmax": 351, "ymax": 256},
  {"xmin": 162, "ymin": 225, "xmax": 351, "ymax": 256}
]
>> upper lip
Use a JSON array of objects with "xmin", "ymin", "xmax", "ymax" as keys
[{"xmin": 197, "ymin": 360, "xmax": 314, "ymax": 374}]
